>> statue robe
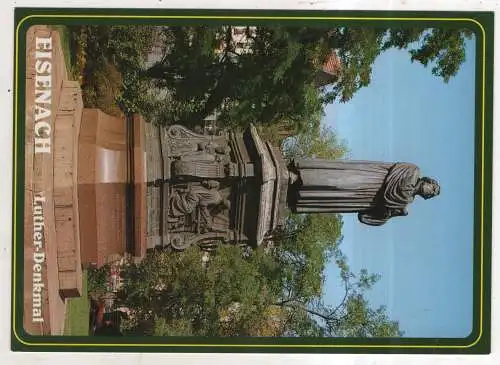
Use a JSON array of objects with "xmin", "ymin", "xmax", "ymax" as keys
[{"xmin": 290, "ymin": 159, "xmax": 421, "ymax": 226}]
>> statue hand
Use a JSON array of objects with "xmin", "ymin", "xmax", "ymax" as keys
[{"xmin": 387, "ymin": 207, "xmax": 408, "ymax": 217}]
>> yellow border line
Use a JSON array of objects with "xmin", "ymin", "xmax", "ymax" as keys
[{"xmin": 12, "ymin": 14, "xmax": 487, "ymax": 349}]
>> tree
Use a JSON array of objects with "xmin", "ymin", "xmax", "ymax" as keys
[
  {"xmin": 145, "ymin": 25, "xmax": 329, "ymax": 128},
  {"xmin": 117, "ymin": 212, "xmax": 402, "ymax": 337},
  {"xmin": 382, "ymin": 28, "xmax": 474, "ymax": 83},
  {"xmin": 117, "ymin": 245, "xmax": 281, "ymax": 336},
  {"xmin": 275, "ymin": 254, "xmax": 404, "ymax": 337},
  {"xmin": 283, "ymin": 124, "xmax": 348, "ymax": 161},
  {"xmin": 87, "ymin": 264, "xmax": 109, "ymax": 293},
  {"xmin": 71, "ymin": 25, "xmax": 156, "ymax": 115},
  {"xmin": 145, "ymin": 25, "xmax": 473, "ymax": 126}
]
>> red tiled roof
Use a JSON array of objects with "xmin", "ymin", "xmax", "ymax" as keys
[{"xmin": 322, "ymin": 52, "xmax": 341, "ymax": 76}]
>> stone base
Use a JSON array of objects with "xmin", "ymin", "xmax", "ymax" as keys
[
  {"xmin": 78, "ymin": 111, "xmax": 148, "ymax": 267},
  {"xmin": 54, "ymin": 80, "xmax": 84, "ymax": 299},
  {"xmin": 23, "ymin": 25, "xmax": 83, "ymax": 335},
  {"xmin": 78, "ymin": 109, "xmax": 128, "ymax": 268},
  {"xmin": 143, "ymin": 124, "xmax": 289, "ymax": 252}
]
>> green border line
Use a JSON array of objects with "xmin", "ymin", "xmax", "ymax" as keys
[{"xmin": 12, "ymin": 12, "xmax": 490, "ymax": 351}]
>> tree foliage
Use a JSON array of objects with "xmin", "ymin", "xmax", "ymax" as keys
[
  {"xmin": 145, "ymin": 25, "xmax": 473, "ymax": 127},
  {"xmin": 118, "ymin": 245, "xmax": 281, "ymax": 336},
  {"xmin": 87, "ymin": 265, "xmax": 109, "ymax": 293},
  {"xmin": 283, "ymin": 124, "xmax": 348, "ymax": 161},
  {"xmin": 117, "ymin": 212, "xmax": 402, "ymax": 338},
  {"xmin": 71, "ymin": 25, "xmax": 156, "ymax": 115}
]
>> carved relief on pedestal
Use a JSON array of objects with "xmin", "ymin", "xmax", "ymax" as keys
[
  {"xmin": 156, "ymin": 123, "xmax": 290, "ymax": 252},
  {"xmin": 172, "ymin": 160, "xmax": 228, "ymax": 179},
  {"xmin": 165, "ymin": 125, "xmax": 232, "ymax": 179},
  {"xmin": 165, "ymin": 180, "xmax": 232, "ymax": 251}
]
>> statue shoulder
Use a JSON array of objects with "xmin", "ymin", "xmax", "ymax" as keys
[
  {"xmin": 391, "ymin": 162, "xmax": 421, "ymax": 180},
  {"xmin": 393, "ymin": 162, "xmax": 420, "ymax": 172},
  {"xmin": 382, "ymin": 162, "xmax": 421, "ymax": 207}
]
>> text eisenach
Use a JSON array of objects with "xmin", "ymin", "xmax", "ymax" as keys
[{"xmin": 34, "ymin": 36, "xmax": 53, "ymax": 154}]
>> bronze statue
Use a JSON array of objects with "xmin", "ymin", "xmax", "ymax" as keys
[{"xmin": 288, "ymin": 159, "xmax": 440, "ymax": 226}]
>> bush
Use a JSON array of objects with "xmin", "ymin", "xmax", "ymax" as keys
[
  {"xmin": 82, "ymin": 61, "xmax": 123, "ymax": 116},
  {"xmin": 72, "ymin": 25, "xmax": 157, "ymax": 116},
  {"xmin": 87, "ymin": 265, "xmax": 109, "ymax": 294}
]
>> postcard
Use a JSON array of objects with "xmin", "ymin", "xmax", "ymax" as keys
[{"xmin": 11, "ymin": 7, "xmax": 493, "ymax": 354}]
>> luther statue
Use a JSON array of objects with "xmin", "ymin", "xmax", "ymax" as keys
[{"xmin": 288, "ymin": 159, "xmax": 440, "ymax": 226}]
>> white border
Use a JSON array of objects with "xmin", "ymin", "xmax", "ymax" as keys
[{"xmin": 1, "ymin": 0, "xmax": 498, "ymax": 364}]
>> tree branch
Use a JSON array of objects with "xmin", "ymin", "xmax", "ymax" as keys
[{"xmin": 327, "ymin": 276, "xmax": 350, "ymax": 317}]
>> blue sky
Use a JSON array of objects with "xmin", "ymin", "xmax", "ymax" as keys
[{"xmin": 323, "ymin": 37, "xmax": 476, "ymax": 338}]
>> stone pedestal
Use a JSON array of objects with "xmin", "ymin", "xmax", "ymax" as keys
[
  {"xmin": 156, "ymin": 124, "xmax": 289, "ymax": 250},
  {"xmin": 78, "ymin": 111, "xmax": 149, "ymax": 267}
]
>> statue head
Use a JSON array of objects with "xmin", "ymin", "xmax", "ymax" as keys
[{"xmin": 418, "ymin": 177, "xmax": 440, "ymax": 200}]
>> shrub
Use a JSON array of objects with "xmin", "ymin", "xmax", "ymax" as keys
[{"xmin": 87, "ymin": 264, "xmax": 109, "ymax": 294}]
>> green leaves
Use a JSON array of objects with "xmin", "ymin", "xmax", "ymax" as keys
[
  {"xmin": 283, "ymin": 124, "xmax": 348, "ymax": 161},
  {"xmin": 332, "ymin": 27, "xmax": 386, "ymax": 102},
  {"xmin": 332, "ymin": 294, "xmax": 403, "ymax": 337},
  {"xmin": 75, "ymin": 24, "xmax": 471, "ymax": 131},
  {"xmin": 117, "ymin": 212, "xmax": 402, "ymax": 338},
  {"xmin": 408, "ymin": 29, "xmax": 474, "ymax": 83},
  {"xmin": 87, "ymin": 265, "xmax": 109, "ymax": 293},
  {"xmin": 145, "ymin": 25, "xmax": 327, "ymax": 128}
]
